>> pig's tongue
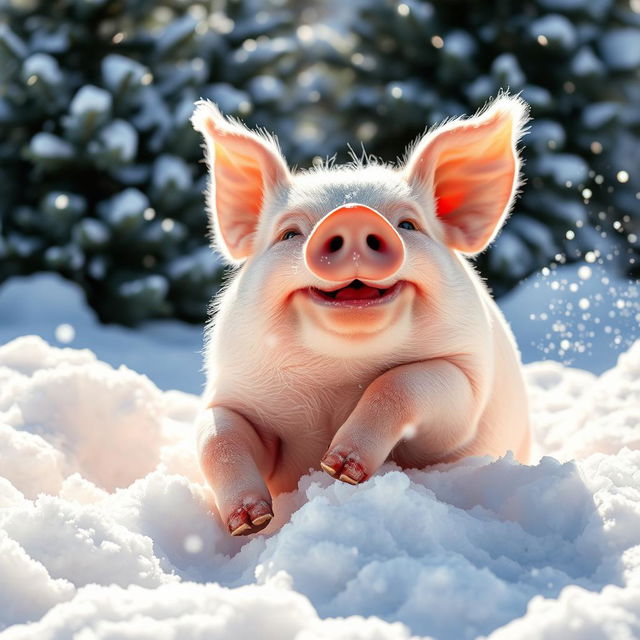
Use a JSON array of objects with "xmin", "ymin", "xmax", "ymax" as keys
[{"xmin": 334, "ymin": 283, "xmax": 381, "ymax": 301}]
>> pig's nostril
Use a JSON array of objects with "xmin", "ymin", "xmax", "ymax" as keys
[
  {"xmin": 328, "ymin": 236, "xmax": 343, "ymax": 253},
  {"xmin": 366, "ymin": 234, "xmax": 382, "ymax": 251}
]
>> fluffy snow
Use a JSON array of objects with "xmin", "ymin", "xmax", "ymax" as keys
[
  {"xmin": 0, "ymin": 261, "xmax": 636, "ymax": 636},
  {"xmin": 152, "ymin": 155, "xmax": 193, "ymax": 191},
  {"xmin": 0, "ymin": 335, "xmax": 638, "ymax": 638},
  {"xmin": 21, "ymin": 53, "xmax": 63, "ymax": 86},
  {"xmin": 102, "ymin": 54, "xmax": 148, "ymax": 93},
  {"xmin": 98, "ymin": 187, "xmax": 149, "ymax": 228},
  {"xmin": 529, "ymin": 14, "xmax": 577, "ymax": 51},
  {"xmin": 90, "ymin": 119, "xmax": 139, "ymax": 163},
  {"xmin": 529, "ymin": 153, "xmax": 589, "ymax": 187},
  {"xmin": 599, "ymin": 28, "xmax": 640, "ymax": 71},
  {"xmin": 69, "ymin": 85, "xmax": 112, "ymax": 116},
  {"xmin": 0, "ymin": 273, "xmax": 204, "ymax": 393},
  {"xmin": 28, "ymin": 133, "xmax": 74, "ymax": 160}
]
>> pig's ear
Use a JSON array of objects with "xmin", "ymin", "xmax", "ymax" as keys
[
  {"xmin": 192, "ymin": 100, "xmax": 291, "ymax": 263},
  {"xmin": 403, "ymin": 95, "xmax": 529, "ymax": 254}
]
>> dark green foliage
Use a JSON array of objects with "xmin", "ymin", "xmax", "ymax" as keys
[
  {"xmin": 0, "ymin": 0, "xmax": 638, "ymax": 324},
  {"xmin": 0, "ymin": 0, "xmax": 293, "ymax": 324}
]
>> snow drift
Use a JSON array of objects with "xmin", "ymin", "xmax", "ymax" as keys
[{"xmin": 0, "ymin": 336, "xmax": 639, "ymax": 639}]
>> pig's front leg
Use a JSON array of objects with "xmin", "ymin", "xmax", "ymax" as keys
[
  {"xmin": 197, "ymin": 406, "xmax": 279, "ymax": 536},
  {"xmin": 320, "ymin": 360, "xmax": 476, "ymax": 484}
]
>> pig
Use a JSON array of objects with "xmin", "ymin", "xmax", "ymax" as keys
[{"xmin": 191, "ymin": 94, "xmax": 531, "ymax": 536}]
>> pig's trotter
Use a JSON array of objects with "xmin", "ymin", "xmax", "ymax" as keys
[
  {"xmin": 196, "ymin": 407, "xmax": 278, "ymax": 536},
  {"xmin": 320, "ymin": 448, "xmax": 369, "ymax": 485},
  {"xmin": 340, "ymin": 458, "xmax": 367, "ymax": 484},
  {"xmin": 320, "ymin": 460, "xmax": 337, "ymax": 476},
  {"xmin": 228, "ymin": 508, "xmax": 252, "ymax": 536},
  {"xmin": 228, "ymin": 498, "xmax": 274, "ymax": 536},
  {"xmin": 321, "ymin": 361, "xmax": 476, "ymax": 484}
]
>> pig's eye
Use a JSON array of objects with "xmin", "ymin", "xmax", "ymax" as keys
[
  {"xmin": 281, "ymin": 229, "xmax": 301, "ymax": 241},
  {"xmin": 398, "ymin": 220, "xmax": 417, "ymax": 231}
]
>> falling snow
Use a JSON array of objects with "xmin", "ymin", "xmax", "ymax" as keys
[{"xmin": 501, "ymin": 261, "xmax": 639, "ymax": 372}]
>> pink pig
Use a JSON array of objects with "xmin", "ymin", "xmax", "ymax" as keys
[{"xmin": 192, "ymin": 94, "xmax": 531, "ymax": 536}]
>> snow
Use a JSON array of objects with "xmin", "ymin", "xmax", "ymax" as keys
[
  {"xmin": 89, "ymin": 119, "xmax": 139, "ymax": 163},
  {"xmin": 441, "ymin": 30, "xmax": 476, "ymax": 60},
  {"xmin": 489, "ymin": 231, "xmax": 534, "ymax": 280},
  {"xmin": 41, "ymin": 191, "xmax": 86, "ymax": 219},
  {"xmin": 248, "ymin": 75, "xmax": 287, "ymax": 104},
  {"xmin": 166, "ymin": 246, "xmax": 221, "ymax": 282},
  {"xmin": 0, "ymin": 273, "xmax": 204, "ymax": 393},
  {"xmin": 21, "ymin": 53, "xmax": 62, "ymax": 86},
  {"xmin": 0, "ymin": 258, "xmax": 637, "ymax": 637},
  {"xmin": 44, "ymin": 244, "xmax": 83, "ymax": 271},
  {"xmin": 0, "ymin": 331, "xmax": 638, "ymax": 638},
  {"xmin": 529, "ymin": 153, "xmax": 589, "ymax": 187},
  {"xmin": 152, "ymin": 155, "xmax": 192, "ymax": 191},
  {"xmin": 527, "ymin": 119, "xmax": 567, "ymax": 153},
  {"xmin": 581, "ymin": 102, "xmax": 620, "ymax": 130},
  {"xmin": 570, "ymin": 46, "xmax": 605, "ymax": 78},
  {"xmin": 491, "ymin": 54, "xmax": 525, "ymax": 89},
  {"xmin": 118, "ymin": 274, "xmax": 169, "ymax": 300},
  {"xmin": 131, "ymin": 86, "xmax": 172, "ymax": 136},
  {"xmin": 529, "ymin": 14, "xmax": 578, "ymax": 50},
  {"xmin": 68, "ymin": 85, "xmax": 112, "ymax": 116},
  {"xmin": 98, "ymin": 187, "xmax": 149, "ymax": 229},
  {"xmin": 520, "ymin": 85, "xmax": 553, "ymax": 112},
  {"xmin": 28, "ymin": 133, "xmax": 74, "ymax": 160},
  {"xmin": 155, "ymin": 15, "xmax": 199, "ymax": 56},
  {"xmin": 501, "ymin": 261, "xmax": 640, "ymax": 373},
  {"xmin": 73, "ymin": 218, "xmax": 110, "ymax": 248},
  {"xmin": 102, "ymin": 54, "xmax": 148, "ymax": 93},
  {"xmin": 205, "ymin": 82, "xmax": 253, "ymax": 116},
  {"xmin": 598, "ymin": 28, "xmax": 640, "ymax": 71}
]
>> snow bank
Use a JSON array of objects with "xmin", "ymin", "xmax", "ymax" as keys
[
  {"xmin": 0, "ymin": 336, "xmax": 639, "ymax": 639},
  {"xmin": 0, "ymin": 273, "xmax": 204, "ymax": 393}
]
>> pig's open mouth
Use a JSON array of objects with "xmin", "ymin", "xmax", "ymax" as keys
[{"xmin": 308, "ymin": 279, "xmax": 404, "ymax": 306}]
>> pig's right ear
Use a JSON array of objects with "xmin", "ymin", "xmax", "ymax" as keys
[
  {"xmin": 192, "ymin": 101, "xmax": 291, "ymax": 263},
  {"xmin": 402, "ymin": 95, "xmax": 528, "ymax": 255}
]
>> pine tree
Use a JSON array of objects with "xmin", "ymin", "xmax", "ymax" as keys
[{"xmin": 0, "ymin": 0, "xmax": 298, "ymax": 324}]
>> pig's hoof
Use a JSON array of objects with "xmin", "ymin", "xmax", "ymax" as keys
[
  {"xmin": 227, "ymin": 499, "xmax": 273, "ymax": 536},
  {"xmin": 320, "ymin": 450, "xmax": 368, "ymax": 485}
]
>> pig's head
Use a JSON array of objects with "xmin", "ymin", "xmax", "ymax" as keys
[{"xmin": 192, "ymin": 96, "xmax": 528, "ymax": 359}]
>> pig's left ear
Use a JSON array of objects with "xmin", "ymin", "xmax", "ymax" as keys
[
  {"xmin": 403, "ymin": 95, "xmax": 529, "ymax": 254},
  {"xmin": 192, "ymin": 100, "xmax": 291, "ymax": 263}
]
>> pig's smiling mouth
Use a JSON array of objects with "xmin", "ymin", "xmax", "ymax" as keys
[{"xmin": 308, "ymin": 279, "xmax": 405, "ymax": 307}]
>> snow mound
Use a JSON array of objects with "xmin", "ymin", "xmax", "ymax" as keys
[{"xmin": 0, "ymin": 336, "xmax": 639, "ymax": 639}]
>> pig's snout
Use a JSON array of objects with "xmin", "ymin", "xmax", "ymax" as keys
[{"xmin": 304, "ymin": 204, "xmax": 405, "ymax": 283}]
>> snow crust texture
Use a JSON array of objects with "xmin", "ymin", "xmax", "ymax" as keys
[{"xmin": 0, "ymin": 336, "xmax": 639, "ymax": 639}]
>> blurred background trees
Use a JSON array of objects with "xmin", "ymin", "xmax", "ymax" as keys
[{"xmin": 1, "ymin": 0, "xmax": 638, "ymax": 324}]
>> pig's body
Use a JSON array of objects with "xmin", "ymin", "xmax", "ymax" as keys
[
  {"xmin": 193, "ymin": 97, "xmax": 531, "ymax": 535},
  {"xmin": 203, "ymin": 167, "xmax": 530, "ymax": 495}
]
